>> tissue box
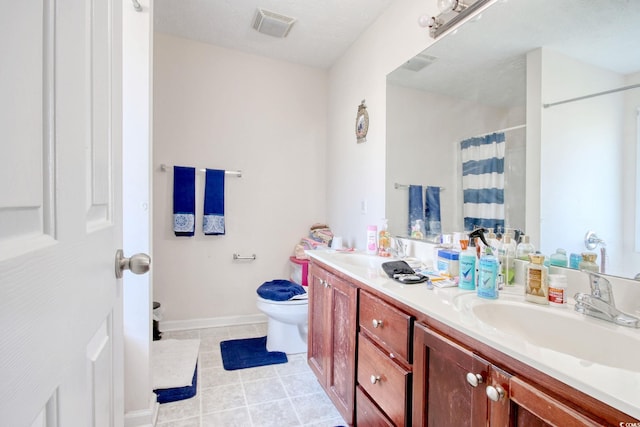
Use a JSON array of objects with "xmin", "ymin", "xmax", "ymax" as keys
[{"xmin": 289, "ymin": 257, "xmax": 309, "ymax": 286}]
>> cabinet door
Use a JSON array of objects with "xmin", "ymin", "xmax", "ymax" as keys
[
  {"xmin": 308, "ymin": 265, "xmax": 331, "ymax": 384},
  {"xmin": 509, "ymin": 377, "xmax": 604, "ymax": 427},
  {"xmin": 413, "ymin": 323, "xmax": 490, "ymax": 427},
  {"xmin": 327, "ymin": 273, "xmax": 358, "ymax": 424}
]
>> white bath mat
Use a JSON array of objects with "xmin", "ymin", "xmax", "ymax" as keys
[{"xmin": 152, "ymin": 338, "xmax": 200, "ymax": 389}]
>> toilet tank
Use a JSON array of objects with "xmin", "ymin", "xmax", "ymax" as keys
[{"xmin": 289, "ymin": 256, "xmax": 309, "ymax": 286}]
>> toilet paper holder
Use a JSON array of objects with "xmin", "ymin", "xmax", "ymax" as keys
[{"xmin": 233, "ymin": 253, "xmax": 256, "ymax": 261}]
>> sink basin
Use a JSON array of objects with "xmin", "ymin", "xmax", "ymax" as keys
[{"xmin": 456, "ymin": 293, "xmax": 640, "ymax": 372}]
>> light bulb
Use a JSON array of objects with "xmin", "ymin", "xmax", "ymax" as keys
[
  {"xmin": 437, "ymin": 0, "xmax": 457, "ymax": 13},
  {"xmin": 417, "ymin": 14, "xmax": 431, "ymax": 28}
]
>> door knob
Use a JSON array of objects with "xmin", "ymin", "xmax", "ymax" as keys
[
  {"xmin": 486, "ymin": 384, "xmax": 506, "ymax": 402},
  {"xmin": 115, "ymin": 249, "xmax": 151, "ymax": 278},
  {"xmin": 466, "ymin": 372, "xmax": 484, "ymax": 388}
]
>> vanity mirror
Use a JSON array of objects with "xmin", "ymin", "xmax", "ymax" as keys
[{"xmin": 386, "ymin": 0, "xmax": 640, "ymax": 279}]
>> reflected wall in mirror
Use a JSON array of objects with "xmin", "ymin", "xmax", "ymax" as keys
[{"xmin": 385, "ymin": 0, "xmax": 640, "ymax": 279}]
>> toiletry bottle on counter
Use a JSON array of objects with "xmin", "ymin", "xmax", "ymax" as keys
[
  {"xmin": 366, "ymin": 225, "xmax": 378, "ymax": 255},
  {"xmin": 477, "ymin": 247, "xmax": 499, "ymax": 299},
  {"xmin": 525, "ymin": 254, "xmax": 549, "ymax": 304},
  {"xmin": 516, "ymin": 234, "xmax": 534, "ymax": 260},
  {"xmin": 459, "ymin": 234, "xmax": 476, "ymax": 290},
  {"xmin": 579, "ymin": 252, "xmax": 599, "ymax": 272},
  {"xmin": 549, "ymin": 248, "xmax": 568, "ymax": 267},
  {"xmin": 378, "ymin": 219, "xmax": 391, "ymax": 257},
  {"xmin": 548, "ymin": 274, "xmax": 567, "ymax": 307},
  {"xmin": 498, "ymin": 235, "xmax": 516, "ymax": 286}
]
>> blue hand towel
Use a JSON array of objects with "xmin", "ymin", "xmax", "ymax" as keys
[
  {"xmin": 203, "ymin": 169, "xmax": 225, "ymax": 235},
  {"xmin": 173, "ymin": 166, "xmax": 196, "ymax": 237},
  {"xmin": 257, "ymin": 280, "xmax": 306, "ymax": 301},
  {"xmin": 425, "ymin": 186, "xmax": 442, "ymax": 235},
  {"xmin": 408, "ymin": 185, "xmax": 424, "ymax": 236}
]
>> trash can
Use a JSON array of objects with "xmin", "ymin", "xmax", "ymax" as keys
[{"xmin": 153, "ymin": 301, "xmax": 162, "ymax": 341}]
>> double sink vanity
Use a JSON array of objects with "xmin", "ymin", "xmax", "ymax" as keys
[{"xmin": 306, "ymin": 249, "xmax": 640, "ymax": 426}]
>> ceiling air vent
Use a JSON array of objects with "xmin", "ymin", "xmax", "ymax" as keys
[
  {"xmin": 401, "ymin": 54, "xmax": 438, "ymax": 72},
  {"xmin": 252, "ymin": 8, "xmax": 296, "ymax": 38}
]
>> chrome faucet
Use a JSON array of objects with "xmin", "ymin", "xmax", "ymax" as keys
[{"xmin": 574, "ymin": 272, "xmax": 640, "ymax": 328}]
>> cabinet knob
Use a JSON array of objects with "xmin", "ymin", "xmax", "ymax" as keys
[
  {"xmin": 466, "ymin": 372, "xmax": 484, "ymax": 388},
  {"xmin": 320, "ymin": 279, "xmax": 330, "ymax": 288},
  {"xmin": 370, "ymin": 375, "xmax": 381, "ymax": 385},
  {"xmin": 372, "ymin": 319, "xmax": 384, "ymax": 328},
  {"xmin": 486, "ymin": 385, "xmax": 506, "ymax": 402}
]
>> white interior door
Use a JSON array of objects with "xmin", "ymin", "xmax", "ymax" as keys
[{"xmin": 0, "ymin": 1, "xmax": 125, "ymax": 426}]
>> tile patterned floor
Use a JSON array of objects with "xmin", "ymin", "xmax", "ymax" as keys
[{"xmin": 156, "ymin": 323, "xmax": 348, "ymax": 427}]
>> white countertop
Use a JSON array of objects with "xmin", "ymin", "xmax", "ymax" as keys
[{"xmin": 306, "ymin": 249, "xmax": 640, "ymax": 420}]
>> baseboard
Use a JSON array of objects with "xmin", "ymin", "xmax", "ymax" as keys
[
  {"xmin": 160, "ymin": 313, "xmax": 268, "ymax": 332},
  {"xmin": 124, "ymin": 394, "xmax": 159, "ymax": 427}
]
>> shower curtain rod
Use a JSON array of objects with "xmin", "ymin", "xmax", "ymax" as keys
[
  {"xmin": 467, "ymin": 124, "xmax": 526, "ymax": 140},
  {"xmin": 543, "ymin": 83, "xmax": 640, "ymax": 109},
  {"xmin": 159, "ymin": 163, "xmax": 242, "ymax": 177},
  {"xmin": 394, "ymin": 183, "xmax": 445, "ymax": 191}
]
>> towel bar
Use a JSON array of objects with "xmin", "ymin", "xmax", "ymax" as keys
[
  {"xmin": 160, "ymin": 163, "xmax": 242, "ymax": 178},
  {"xmin": 233, "ymin": 253, "xmax": 256, "ymax": 261}
]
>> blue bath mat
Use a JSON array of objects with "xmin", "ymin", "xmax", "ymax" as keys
[
  {"xmin": 220, "ymin": 336, "xmax": 288, "ymax": 371},
  {"xmin": 155, "ymin": 363, "xmax": 198, "ymax": 404}
]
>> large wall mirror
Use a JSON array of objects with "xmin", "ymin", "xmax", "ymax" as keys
[{"xmin": 386, "ymin": 0, "xmax": 640, "ymax": 280}]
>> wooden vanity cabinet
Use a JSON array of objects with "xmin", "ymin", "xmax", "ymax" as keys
[
  {"xmin": 307, "ymin": 259, "xmax": 639, "ymax": 426},
  {"xmin": 308, "ymin": 263, "xmax": 358, "ymax": 425},
  {"xmin": 413, "ymin": 322, "xmax": 622, "ymax": 427},
  {"xmin": 357, "ymin": 290, "xmax": 413, "ymax": 426},
  {"xmin": 412, "ymin": 322, "xmax": 499, "ymax": 426}
]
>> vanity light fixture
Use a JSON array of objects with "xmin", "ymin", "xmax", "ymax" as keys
[{"xmin": 419, "ymin": 0, "xmax": 492, "ymax": 38}]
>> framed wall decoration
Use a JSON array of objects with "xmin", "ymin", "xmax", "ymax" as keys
[{"xmin": 355, "ymin": 100, "xmax": 369, "ymax": 144}]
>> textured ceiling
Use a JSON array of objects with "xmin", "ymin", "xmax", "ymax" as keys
[
  {"xmin": 388, "ymin": 0, "xmax": 640, "ymax": 108},
  {"xmin": 154, "ymin": 0, "xmax": 397, "ymax": 69}
]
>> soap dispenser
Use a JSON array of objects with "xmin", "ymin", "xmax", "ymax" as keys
[
  {"xmin": 516, "ymin": 234, "xmax": 535, "ymax": 260},
  {"xmin": 498, "ymin": 235, "xmax": 516, "ymax": 286},
  {"xmin": 378, "ymin": 219, "xmax": 391, "ymax": 257}
]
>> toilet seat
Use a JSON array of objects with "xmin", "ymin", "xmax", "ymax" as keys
[{"xmin": 256, "ymin": 294, "xmax": 308, "ymax": 305}]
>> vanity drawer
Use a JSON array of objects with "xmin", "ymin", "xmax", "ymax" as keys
[
  {"xmin": 356, "ymin": 386, "xmax": 394, "ymax": 427},
  {"xmin": 359, "ymin": 290, "xmax": 413, "ymax": 363},
  {"xmin": 358, "ymin": 333, "xmax": 411, "ymax": 427}
]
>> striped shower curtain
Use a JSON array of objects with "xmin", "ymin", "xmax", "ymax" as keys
[{"xmin": 461, "ymin": 132, "xmax": 505, "ymax": 231}]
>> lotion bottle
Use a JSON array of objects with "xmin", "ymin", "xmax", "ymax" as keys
[
  {"xmin": 366, "ymin": 225, "xmax": 378, "ymax": 255},
  {"xmin": 525, "ymin": 253, "xmax": 549, "ymax": 304},
  {"xmin": 477, "ymin": 247, "xmax": 499, "ymax": 299}
]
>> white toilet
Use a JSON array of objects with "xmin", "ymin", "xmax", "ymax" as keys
[{"xmin": 256, "ymin": 291, "xmax": 308, "ymax": 354}]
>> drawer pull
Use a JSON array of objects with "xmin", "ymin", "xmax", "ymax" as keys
[
  {"xmin": 372, "ymin": 319, "xmax": 384, "ymax": 328},
  {"xmin": 370, "ymin": 375, "xmax": 381, "ymax": 385},
  {"xmin": 486, "ymin": 385, "xmax": 506, "ymax": 402},
  {"xmin": 466, "ymin": 372, "xmax": 484, "ymax": 388}
]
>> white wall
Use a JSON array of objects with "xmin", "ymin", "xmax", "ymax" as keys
[
  {"xmin": 623, "ymin": 71, "xmax": 640, "ymax": 277},
  {"xmin": 153, "ymin": 34, "xmax": 327, "ymax": 326},
  {"xmin": 385, "ymin": 84, "xmax": 525, "ymax": 237},
  {"xmin": 325, "ymin": 0, "xmax": 440, "ymax": 250},
  {"xmin": 122, "ymin": 0, "xmax": 155, "ymax": 423}
]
